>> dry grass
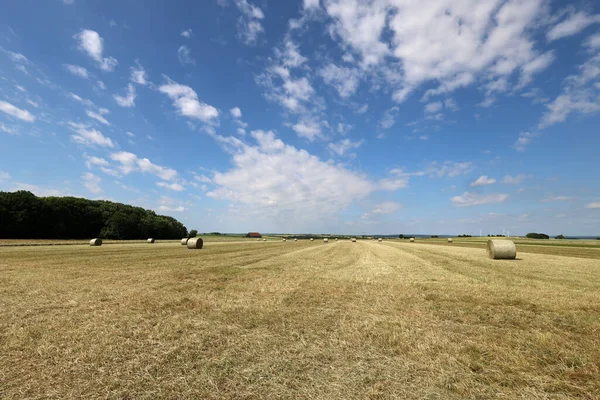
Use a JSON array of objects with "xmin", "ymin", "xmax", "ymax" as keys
[{"xmin": 1, "ymin": 240, "xmax": 599, "ymax": 399}]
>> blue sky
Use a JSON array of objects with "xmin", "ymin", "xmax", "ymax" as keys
[{"xmin": 1, "ymin": 0, "xmax": 599, "ymax": 236}]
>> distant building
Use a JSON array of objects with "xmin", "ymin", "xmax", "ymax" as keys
[{"xmin": 246, "ymin": 232, "xmax": 262, "ymax": 238}]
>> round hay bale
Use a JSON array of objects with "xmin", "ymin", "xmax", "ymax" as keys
[
  {"xmin": 263, "ymin": 238, "xmax": 266, "ymax": 241},
  {"xmin": 324, "ymin": 238, "xmax": 329, "ymax": 243},
  {"xmin": 335, "ymin": 238, "xmax": 338, "ymax": 241},
  {"xmin": 410, "ymin": 238, "xmax": 415, "ymax": 242},
  {"xmin": 187, "ymin": 238, "xmax": 204, "ymax": 250},
  {"xmin": 310, "ymin": 238, "xmax": 314, "ymax": 241},
  {"xmin": 447, "ymin": 238, "xmax": 453, "ymax": 243},
  {"xmin": 282, "ymin": 238, "xmax": 286, "ymax": 242},
  {"xmin": 487, "ymin": 240, "xmax": 516, "ymax": 260},
  {"xmin": 147, "ymin": 238, "xmax": 155, "ymax": 244},
  {"xmin": 351, "ymin": 238, "xmax": 356, "ymax": 242},
  {"xmin": 378, "ymin": 238, "xmax": 382, "ymax": 242},
  {"xmin": 294, "ymin": 238, "xmax": 298, "ymax": 241},
  {"xmin": 89, "ymin": 238, "xmax": 102, "ymax": 246},
  {"xmin": 181, "ymin": 238, "xmax": 189, "ymax": 245}
]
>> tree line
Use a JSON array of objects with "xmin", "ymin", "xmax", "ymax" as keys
[{"xmin": 0, "ymin": 191, "xmax": 188, "ymax": 240}]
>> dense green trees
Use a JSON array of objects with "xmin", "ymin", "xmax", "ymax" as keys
[
  {"xmin": 188, "ymin": 229, "xmax": 198, "ymax": 238},
  {"xmin": 555, "ymin": 234, "xmax": 566, "ymax": 239},
  {"xmin": 526, "ymin": 232, "xmax": 550, "ymax": 239},
  {"xmin": 0, "ymin": 191, "xmax": 187, "ymax": 240}
]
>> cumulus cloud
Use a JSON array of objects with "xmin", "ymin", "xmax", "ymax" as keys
[
  {"xmin": 159, "ymin": 79, "xmax": 219, "ymax": 123},
  {"xmin": 113, "ymin": 84, "xmax": 136, "ymax": 107},
  {"xmin": 379, "ymin": 107, "xmax": 399, "ymax": 129},
  {"xmin": 0, "ymin": 100, "xmax": 35, "ymax": 122},
  {"xmin": 181, "ymin": 29, "xmax": 193, "ymax": 38},
  {"xmin": 158, "ymin": 205, "xmax": 186, "ymax": 212},
  {"xmin": 230, "ymin": 107, "xmax": 242, "ymax": 118},
  {"xmin": 319, "ymin": 63, "xmax": 360, "ymax": 98},
  {"xmin": 74, "ymin": 29, "xmax": 118, "ymax": 71},
  {"xmin": 328, "ymin": 138, "xmax": 364, "ymax": 156},
  {"xmin": 130, "ymin": 63, "xmax": 148, "ymax": 85},
  {"xmin": 539, "ymin": 53, "xmax": 600, "ymax": 128},
  {"xmin": 86, "ymin": 110, "xmax": 110, "ymax": 125},
  {"xmin": 425, "ymin": 101, "xmax": 443, "ymax": 114},
  {"xmin": 426, "ymin": 161, "xmax": 474, "ymax": 178},
  {"xmin": 292, "ymin": 119, "xmax": 322, "ymax": 141},
  {"xmin": 110, "ymin": 151, "xmax": 179, "ymax": 182},
  {"xmin": 234, "ymin": 0, "xmax": 265, "ymax": 45},
  {"xmin": 586, "ymin": 202, "xmax": 600, "ymax": 209},
  {"xmin": 323, "ymin": 0, "xmax": 553, "ymax": 104},
  {"xmin": 82, "ymin": 172, "xmax": 102, "ymax": 194},
  {"xmin": 470, "ymin": 175, "xmax": 496, "ymax": 187},
  {"xmin": 547, "ymin": 11, "xmax": 600, "ymax": 42},
  {"xmin": 64, "ymin": 64, "xmax": 89, "ymax": 78},
  {"xmin": 513, "ymin": 131, "xmax": 539, "ymax": 152},
  {"xmin": 542, "ymin": 195, "xmax": 573, "ymax": 202},
  {"xmin": 68, "ymin": 122, "xmax": 114, "ymax": 148},
  {"xmin": 207, "ymin": 130, "xmax": 376, "ymax": 220},
  {"xmin": 451, "ymin": 192, "xmax": 509, "ymax": 207},
  {"xmin": 157, "ymin": 181, "xmax": 185, "ymax": 191},
  {"xmin": 177, "ymin": 45, "xmax": 195, "ymax": 65},
  {"xmin": 371, "ymin": 201, "xmax": 401, "ymax": 214},
  {"xmin": 0, "ymin": 171, "xmax": 11, "ymax": 182},
  {"xmin": 503, "ymin": 174, "xmax": 528, "ymax": 184}
]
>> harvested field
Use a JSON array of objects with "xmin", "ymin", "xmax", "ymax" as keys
[{"xmin": 1, "ymin": 240, "xmax": 599, "ymax": 399}]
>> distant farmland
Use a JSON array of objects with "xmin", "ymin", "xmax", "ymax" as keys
[{"xmin": 1, "ymin": 238, "xmax": 599, "ymax": 399}]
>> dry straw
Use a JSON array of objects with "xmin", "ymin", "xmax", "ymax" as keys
[
  {"xmin": 282, "ymin": 238, "xmax": 286, "ymax": 242},
  {"xmin": 147, "ymin": 238, "xmax": 155, "ymax": 244},
  {"xmin": 89, "ymin": 238, "xmax": 102, "ymax": 246},
  {"xmin": 181, "ymin": 238, "xmax": 189, "ymax": 245},
  {"xmin": 187, "ymin": 238, "xmax": 204, "ymax": 250},
  {"xmin": 378, "ymin": 238, "xmax": 382, "ymax": 242},
  {"xmin": 324, "ymin": 238, "xmax": 329, "ymax": 243},
  {"xmin": 487, "ymin": 240, "xmax": 517, "ymax": 260},
  {"xmin": 351, "ymin": 238, "xmax": 356, "ymax": 242},
  {"xmin": 447, "ymin": 238, "xmax": 453, "ymax": 243},
  {"xmin": 310, "ymin": 238, "xmax": 314, "ymax": 241},
  {"xmin": 410, "ymin": 238, "xmax": 415, "ymax": 242}
]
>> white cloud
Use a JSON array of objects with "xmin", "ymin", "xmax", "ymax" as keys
[
  {"xmin": 69, "ymin": 93, "xmax": 95, "ymax": 107},
  {"xmin": 64, "ymin": 64, "xmax": 89, "ymax": 78},
  {"xmin": 207, "ymin": 130, "xmax": 376, "ymax": 220},
  {"xmin": 230, "ymin": 107, "xmax": 242, "ymax": 118},
  {"xmin": 377, "ymin": 169, "xmax": 413, "ymax": 191},
  {"xmin": 328, "ymin": 138, "xmax": 364, "ymax": 156},
  {"xmin": 324, "ymin": 0, "xmax": 552, "ymax": 103},
  {"xmin": 157, "ymin": 181, "xmax": 185, "ymax": 191},
  {"xmin": 539, "ymin": 53, "xmax": 600, "ymax": 128},
  {"xmin": 113, "ymin": 84, "xmax": 136, "ymax": 107},
  {"xmin": 425, "ymin": 101, "xmax": 443, "ymax": 114},
  {"xmin": 74, "ymin": 29, "xmax": 118, "ymax": 71},
  {"xmin": 0, "ymin": 101, "xmax": 35, "ymax": 122},
  {"xmin": 470, "ymin": 175, "xmax": 496, "ymax": 187},
  {"xmin": 86, "ymin": 110, "xmax": 110, "ymax": 125},
  {"xmin": 517, "ymin": 51, "xmax": 555, "ymax": 88},
  {"xmin": 547, "ymin": 11, "xmax": 600, "ymax": 41},
  {"xmin": 0, "ymin": 123, "xmax": 17, "ymax": 135},
  {"xmin": 159, "ymin": 79, "xmax": 219, "ymax": 123},
  {"xmin": 427, "ymin": 161, "xmax": 474, "ymax": 178},
  {"xmin": 304, "ymin": 0, "xmax": 319, "ymax": 9},
  {"xmin": 82, "ymin": 172, "xmax": 102, "ymax": 194},
  {"xmin": 503, "ymin": 174, "xmax": 527, "ymax": 184},
  {"xmin": 451, "ymin": 192, "xmax": 509, "ymax": 207},
  {"xmin": 181, "ymin": 29, "xmax": 193, "ymax": 38},
  {"xmin": 586, "ymin": 202, "xmax": 600, "ymax": 209},
  {"xmin": 84, "ymin": 155, "xmax": 109, "ymax": 169},
  {"xmin": 337, "ymin": 122, "xmax": 353, "ymax": 135},
  {"xmin": 585, "ymin": 33, "xmax": 600, "ymax": 50},
  {"xmin": 0, "ymin": 171, "xmax": 11, "ymax": 182},
  {"xmin": 62, "ymin": 0, "xmax": 74, "ymax": 4},
  {"xmin": 126, "ymin": 131, "xmax": 135, "ymax": 137},
  {"xmin": 371, "ymin": 201, "xmax": 401, "ymax": 214},
  {"xmin": 513, "ymin": 131, "xmax": 539, "ymax": 152},
  {"xmin": 10, "ymin": 183, "xmax": 67, "ymax": 197},
  {"xmin": 177, "ymin": 45, "xmax": 195, "ymax": 65},
  {"xmin": 110, "ymin": 151, "xmax": 178, "ymax": 181},
  {"xmin": 96, "ymin": 80, "xmax": 106, "ymax": 90},
  {"xmin": 130, "ymin": 63, "xmax": 148, "ymax": 85},
  {"xmin": 543, "ymin": 195, "xmax": 573, "ymax": 202},
  {"xmin": 292, "ymin": 119, "xmax": 322, "ymax": 141},
  {"xmin": 69, "ymin": 123, "xmax": 114, "ymax": 148},
  {"xmin": 379, "ymin": 107, "xmax": 399, "ymax": 129},
  {"xmin": 319, "ymin": 63, "xmax": 360, "ymax": 98},
  {"xmin": 234, "ymin": 0, "xmax": 264, "ymax": 45},
  {"xmin": 158, "ymin": 205, "xmax": 186, "ymax": 212}
]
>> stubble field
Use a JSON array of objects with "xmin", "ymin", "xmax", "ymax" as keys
[{"xmin": 1, "ymin": 238, "xmax": 599, "ymax": 399}]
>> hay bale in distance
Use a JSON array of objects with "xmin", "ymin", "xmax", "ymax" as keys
[
  {"xmin": 294, "ymin": 238, "xmax": 298, "ymax": 241},
  {"xmin": 410, "ymin": 238, "xmax": 415, "ymax": 242},
  {"xmin": 283, "ymin": 238, "xmax": 287, "ymax": 242},
  {"xmin": 324, "ymin": 238, "xmax": 329, "ymax": 243},
  {"xmin": 147, "ymin": 238, "xmax": 155, "ymax": 244},
  {"xmin": 378, "ymin": 238, "xmax": 382, "ymax": 242},
  {"xmin": 263, "ymin": 238, "xmax": 266, "ymax": 241},
  {"xmin": 310, "ymin": 238, "xmax": 314, "ymax": 241},
  {"xmin": 181, "ymin": 238, "xmax": 189, "ymax": 245},
  {"xmin": 487, "ymin": 240, "xmax": 516, "ymax": 260},
  {"xmin": 447, "ymin": 238, "xmax": 453, "ymax": 243},
  {"xmin": 351, "ymin": 238, "xmax": 356, "ymax": 242},
  {"xmin": 187, "ymin": 238, "xmax": 204, "ymax": 250},
  {"xmin": 89, "ymin": 238, "xmax": 102, "ymax": 246}
]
